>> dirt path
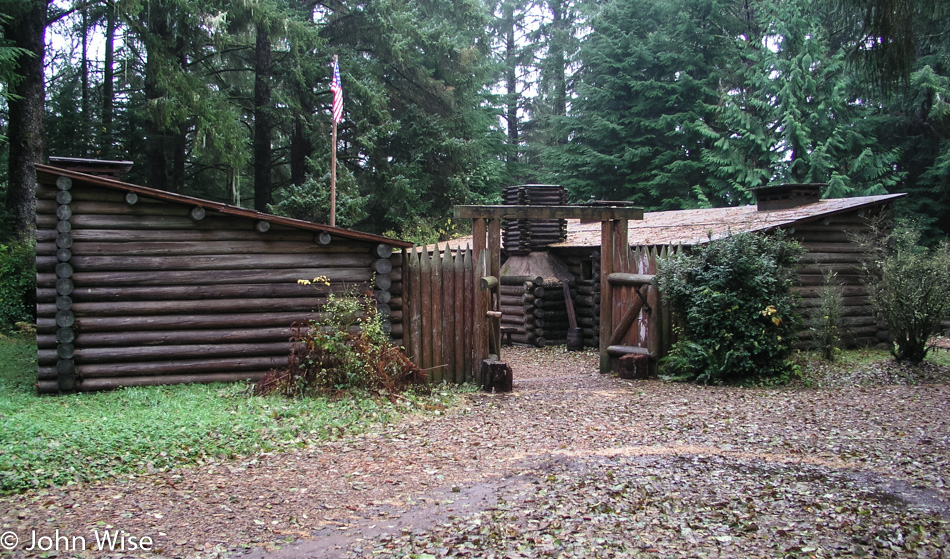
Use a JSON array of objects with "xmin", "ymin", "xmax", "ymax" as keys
[{"xmin": 2, "ymin": 346, "xmax": 949, "ymax": 557}]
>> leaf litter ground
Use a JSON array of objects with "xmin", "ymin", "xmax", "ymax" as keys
[{"xmin": 1, "ymin": 346, "xmax": 949, "ymax": 558}]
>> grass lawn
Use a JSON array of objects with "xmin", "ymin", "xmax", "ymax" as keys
[{"xmin": 0, "ymin": 334, "xmax": 465, "ymax": 494}]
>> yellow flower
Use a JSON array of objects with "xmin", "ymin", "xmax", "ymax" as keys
[{"xmin": 297, "ymin": 279, "xmax": 312, "ymax": 285}]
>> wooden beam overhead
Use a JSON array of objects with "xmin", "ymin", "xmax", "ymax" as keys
[{"xmin": 453, "ymin": 205, "xmax": 644, "ymax": 221}]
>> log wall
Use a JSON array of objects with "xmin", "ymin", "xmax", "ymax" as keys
[
  {"xmin": 35, "ymin": 172, "xmax": 404, "ymax": 394},
  {"xmin": 789, "ymin": 209, "xmax": 886, "ymax": 348}
]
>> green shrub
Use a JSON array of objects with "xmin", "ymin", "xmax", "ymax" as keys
[
  {"xmin": 857, "ymin": 223, "xmax": 950, "ymax": 362},
  {"xmin": 255, "ymin": 283, "xmax": 427, "ymax": 397},
  {"xmin": 0, "ymin": 241, "xmax": 36, "ymax": 332},
  {"xmin": 811, "ymin": 270, "xmax": 846, "ymax": 361},
  {"xmin": 657, "ymin": 231, "xmax": 804, "ymax": 385}
]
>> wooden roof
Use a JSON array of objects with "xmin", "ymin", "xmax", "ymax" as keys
[
  {"xmin": 553, "ymin": 194, "xmax": 905, "ymax": 248},
  {"xmin": 36, "ymin": 164, "xmax": 413, "ymax": 248},
  {"xmin": 439, "ymin": 193, "xmax": 905, "ymax": 251}
]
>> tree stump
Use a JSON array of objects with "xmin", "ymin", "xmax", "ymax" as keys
[
  {"xmin": 480, "ymin": 359, "xmax": 513, "ymax": 392},
  {"xmin": 618, "ymin": 353, "xmax": 650, "ymax": 380}
]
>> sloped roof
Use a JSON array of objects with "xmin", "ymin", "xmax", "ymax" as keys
[
  {"xmin": 554, "ymin": 194, "xmax": 905, "ymax": 248},
  {"xmin": 36, "ymin": 164, "xmax": 412, "ymax": 248},
  {"xmin": 438, "ymin": 193, "xmax": 905, "ymax": 251}
]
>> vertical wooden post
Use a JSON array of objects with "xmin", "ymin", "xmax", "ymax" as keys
[
  {"xmin": 462, "ymin": 246, "xmax": 474, "ymax": 382},
  {"xmin": 599, "ymin": 220, "xmax": 614, "ymax": 374},
  {"xmin": 646, "ymin": 246, "xmax": 661, "ymax": 377},
  {"xmin": 453, "ymin": 248, "xmax": 465, "ymax": 383},
  {"xmin": 472, "ymin": 219, "xmax": 488, "ymax": 378},
  {"xmin": 488, "ymin": 217, "xmax": 502, "ymax": 359},
  {"xmin": 420, "ymin": 246, "xmax": 432, "ymax": 372},
  {"xmin": 431, "ymin": 245, "xmax": 444, "ymax": 383},
  {"xmin": 330, "ymin": 123, "xmax": 337, "ymax": 227},
  {"xmin": 408, "ymin": 248, "xmax": 423, "ymax": 367}
]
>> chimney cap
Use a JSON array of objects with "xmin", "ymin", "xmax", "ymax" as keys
[{"xmin": 752, "ymin": 183, "xmax": 826, "ymax": 211}]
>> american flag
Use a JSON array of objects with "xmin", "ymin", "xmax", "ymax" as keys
[{"xmin": 330, "ymin": 57, "xmax": 343, "ymax": 124}]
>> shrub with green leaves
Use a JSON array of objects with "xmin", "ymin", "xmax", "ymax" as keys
[
  {"xmin": 657, "ymin": 231, "xmax": 804, "ymax": 384},
  {"xmin": 0, "ymin": 241, "xmax": 36, "ymax": 332},
  {"xmin": 255, "ymin": 285, "xmax": 427, "ymax": 397},
  {"xmin": 811, "ymin": 270, "xmax": 847, "ymax": 361},
  {"xmin": 856, "ymin": 223, "xmax": 950, "ymax": 363}
]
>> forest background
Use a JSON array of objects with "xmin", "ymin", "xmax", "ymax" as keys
[{"xmin": 1, "ymin": 0, "xmax": 948, "ymax": 245}]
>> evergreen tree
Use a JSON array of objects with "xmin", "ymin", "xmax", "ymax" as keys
[
  {"xmin": 547, "ymin": 0, "xmax": 741, "ymax": 209},
  {"xmin": 0, "ymin": 0, "xmax": 49, "ymax": 239},
  {"xmin": 698, "ymin": 0, "xmax": 902, "ymax": 206}
]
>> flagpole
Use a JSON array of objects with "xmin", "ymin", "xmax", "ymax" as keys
[
  {"xmin": 330, "ymin": 118, "xmax": 337, "ymax": 228},
  {"xmin": 329, "ymin": 56, "xmax": 338, "ymax": 228}
]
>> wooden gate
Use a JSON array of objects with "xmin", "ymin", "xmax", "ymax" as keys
[
  {"xmin": 600, "ymin": 239, "xmax": 676, "ymax": 375},
  {"xmin": 402, "ymin": 244, "xmax": 481, "ymax": 383}
]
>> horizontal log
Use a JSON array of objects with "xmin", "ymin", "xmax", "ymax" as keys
[
  {"xmin": 40, "ymin": 239, "xmax": 376, "ymax": 257},
  {"xmin": 37, "ymin": 296, "xmax": 327, "ymax": 317},
  {"xmin": 509, "ymin": 335, "xmax": 545, "ymax": 347},
  {"xmin": 606, "ymin": 345, "xmax": 655, "ymax": 358},
  {"xmin": 791, "ymin": 231, "xmax": 855, "ymax": 243},
  {"xmin": 64, "ymin": 252, "xmax": 375, "ymax": 271},
  {"xmin": 607, "ymin": 273, "xmax": 656, "ymax": 287},
  {"xmin": 38, "ymin": 356, "xmax": 287, "ymax": 380},
  {"xmin": 499, "ymin": 297, "xmax": 525, "ymax": 309},
  {"xmin": 38, "ymin": 267, "xmax": 376, "ymax": 287},
  {"xmin": 792, "ymin": 285, "xmax": 868, "ymax": 298},
  {"xmin": 500, "ymin": 275, "xmax": 544, "ymax": 286},
  {"xmin": 39, "ymin": 311, "xmax": 331, "ymax": 333},
  {"xmin": 798, "ymin": 242, "xmax": 865, "ymax": 254},
  {"xmin": 797, "ymin": 273, "xmax": 863, "ymax": 286},
  {"xmin": 34, "ymin": 226, "xmax": 341, "ymax": 244},
  {"xmin": 37, "ymin": 326, "xmax": 297, "ymax": 348},
  {"xmin": 500, "ymin": 285, "xmax": 527, "ymax": 297},
  {"xmin": 36, "ymin": 282, "xmax": 346, "ymax": 303},
  {"xmin": 481, "ymin": 276, "xmax": 499, "ymax": 291},
  {"xmin": 45, "ymin": 371, "xmax": 270, "ymax": 393},
  {"xmin": 798, "ymin": 264, "xmax": 863, "ymax": 275},
  {"xmin": 799, "ymin": 252, "xmax": 865, "ymax": 265},
  {"xmin": 72, "ymin": 342, "xmax": 294, "ymax": 364}
]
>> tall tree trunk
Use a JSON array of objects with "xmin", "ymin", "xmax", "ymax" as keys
[
  {"xmin": 3, "ymin": 0, "xmax": 48, "ymax": 240},
  {"xmin": 503, "ymin": 2, "xmax": 519, "ymax": 167},
  {"xmin": 290, "ymin": 115, "xmax": 312, "ymax": 187},
  {"xmin": 80, "ymin": 6, "xmax": 89, "ymax": 154},
  {"xmin": 170, "ymin": 46, "xmax": 188, "ymax": 193},
  {"xmin": 100, "ymin": 6, "xmax": 116, "ymax": 159},
  {"xmin": 549, "ymin": 0, "xmax": 567, "ymax": 120},
  {"xmin": 171, "ymin": 125, "xmax": 187, "ymax": 193},
  {"xmin": 254, "ymin": 25, "xmax": 273, "ymax": 211},
  {"xmin": 144, "ymin": 8, "xmax": 168, "ymax": 191}
]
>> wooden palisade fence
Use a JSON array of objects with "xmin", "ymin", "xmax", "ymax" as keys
[{"xmin": 402, "ymin": 245, "xmax": 478, "ymax": 383}]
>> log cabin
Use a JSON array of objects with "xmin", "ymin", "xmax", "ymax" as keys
[
  {"xmin": 34, "ymin": 164, "xmax": 411, "ymax": 394},
  {"xmin": 445, "ymin": 184, "xmax": 905, "ymax": 353}
]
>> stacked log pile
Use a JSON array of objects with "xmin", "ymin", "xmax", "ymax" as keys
[
  {"xmin": 533, "ymin": 279, "xmax": 579, "ymax": 346},
  {"xmin": 566, "ymin": 253, "xmax": 601, "ymax": 349},
  {"xmin": 34, "ymin": 169, "xmax": 405, "ymax": 394},
  {"xmin": 499, "ymin": 276, "xmax": 546, "ymax": 347},
  {"xmin": 502, "ymin": 185, "xmax": 567, "ymax": 254}
]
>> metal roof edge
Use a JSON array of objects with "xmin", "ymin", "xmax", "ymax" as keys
[{"xmin": 36, "ymin": 164, "xmax": 412, "ymax": 248}]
